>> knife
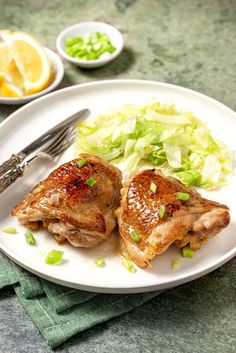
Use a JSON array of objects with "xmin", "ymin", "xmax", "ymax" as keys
[
  {"xmin": 0, "ymin": 126, "xmax": 76, "ymax": 194},
  {"xmin": 0, "ymin": 108, "xmax": 90, "ymax": 177}
]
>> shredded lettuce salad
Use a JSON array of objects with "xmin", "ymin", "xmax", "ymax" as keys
[{"xmin": 76, "ymin": 100, "xmax": 232, "ymax": 190}]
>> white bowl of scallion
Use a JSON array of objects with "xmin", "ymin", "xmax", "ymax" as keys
[{"xmin": 56, "ymin": 21, "xmax": 124, "ymax": 68}]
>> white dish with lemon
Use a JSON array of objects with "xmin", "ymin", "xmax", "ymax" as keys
[{"xmin": 0, "ymin": 30, "xmax": 64, "ymax": 105}]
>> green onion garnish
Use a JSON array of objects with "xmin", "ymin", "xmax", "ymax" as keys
[
  {"xmin": 176, "ymin": 170, "xmax": 201, "ymax": 187},
  {"xmin": 171, "ymin": 258, "xmax": 181, "ymax": 270},
  {"xmin": 130, "ymin": 229, "xmax": 141, "ymax": 242},
  {"xmin": 122, "ymin": 259, "xmax": 137, "ymax": 273},
  {"xmin": 158, "ymin": 205, "xmax": 165, "ymax": 219},
  {"xmin": 120, "ymin": 249, "xmax": 132, "ymax": 261},
  {"xmin": 85, "ymin": 177, "xmax": 97, "ymax": 186},
  {"xmin": 64, "ymin": 32, "xmax": 116, "ymax": 61},
  {"xmin": 45, "ymin": 250, "xmax": 64, "ymax": 265},
  {"xmin": 150, "ymin": 182, "xmax": 157, "ymax": 194},
  {"xmin": 182, "ymin": 246, "xmax": 194, "ymax": 258},
  {"xmin": 77, "ymin": 158, "xmax": 87, "ymax": 168},
  {"xmin": 34, "ymin": 185, "xmax": 45, "ymax": 194},
  {"xmin": 2, "ymin": 227, "xmax": 17, "ymax": 234},
  {"xmin": 95, "ymin": 257, "xmax": 105, "ymax": 267},
  {"xmin": 176, "ymin": 192, "xmax": 190, "ymax": 201},
  {"xmin": 24, "ymin": 231, "xmax": 36, "ymax": 245}
]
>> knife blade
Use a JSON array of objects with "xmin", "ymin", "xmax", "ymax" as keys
[{"xmin": 0, "ymin": 108, "xmax": 89, "ymax": 177}]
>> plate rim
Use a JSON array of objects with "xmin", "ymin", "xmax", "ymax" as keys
[
  {"xmin": 1, "ymin": 244, "xmax": 235, "ymax": 293},
  {"xmin": 0, "ymin": 78, "xmax": 235, "ymax": 293}
]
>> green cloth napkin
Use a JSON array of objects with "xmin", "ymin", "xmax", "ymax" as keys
[{"xmin": 0, "ymin": 251, "xmax": 161, "ymax": 348}]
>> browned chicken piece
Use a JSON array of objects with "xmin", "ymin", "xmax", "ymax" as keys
[
  {"xmin": 12, "ymin": 154, "xmax": 122, "ymax": 248},
  {"xmin": 116, "ymin": 169, "xmax": 230, "ymax": 268}
]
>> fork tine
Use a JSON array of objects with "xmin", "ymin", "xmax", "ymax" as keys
[
  {"xmin": 38, "ymin": 127, "xmax": 76, "ymax": 160},
  {"xmin": 43, "ymin": 127, "xmax": 71, "ymax": 155},
  {"xmin": 48, "ymin": 131, "xmax": 76, "ymax": 157}
]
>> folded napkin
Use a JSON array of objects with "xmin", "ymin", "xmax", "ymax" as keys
[{"xmin": 0, "ymin": 251, "xmax": 161, "ymax": 348}]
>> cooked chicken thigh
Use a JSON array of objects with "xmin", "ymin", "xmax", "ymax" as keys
[
  {"xmin": 116, "ymin": 169, "xmax": 230, "ymax": 267},
  {"xmin": 12, "ymin": 154, "xmax": 122, "ymax": 248}
]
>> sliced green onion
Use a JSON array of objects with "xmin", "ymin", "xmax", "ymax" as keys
[
  {"xmin": 34, "ymin": 185, "xmax": 45, "ymax": 194},
  {"xmin": 176, "ymin": 170, "xmax": 201, "ymax": 187},
  {"xmin": 24, "ymin": 231, "xmax": 36, "ymax": 245},
  {"xmin": 85, "ymin": 177, "xmax": 97, "ymax": 186},
  {"xmin": 130, "ymin": 229, "xmax": 141, "ymax": 242},
  {"xmin": 64, "ymin": 32, "xmax": 116, "ymax": 61},
  {"xmin": 150, "ymin": 182, "xmax": 157, "ymax": 194},
  {"xmin": 158, "ymin": 205, "xmax": 165, "ymax": 219},
  {"xmin": 120, "ymin": 249, "xmax": 132, "ymax": 261},
  {"xmin": 171, "ymin": 258, "xmax": 181, "ymax": 270},
  {"xmin": 95, "ymin": 257, "xmax": 105, "ymax": 267},
  {"xmin": 2, "ymin": 227, "xmax": 17, "ymax": 234},
  {"xmin": 182, "ymin": 246, "xmax": 194, "ymax": 258},
  {"xmin": 176, "ymin": 192, "xmax": 190, "ymax": 201},
  {"xmin": 65, "ymin": 37, "xmax": 81, "ymax": 46},
  {"xmin": 77, "ymin": 158, "xmax": 87, "ymax": 168},
  {"xmin": 45, "ymin": 250, "xmax": 64, "ymax": 265},
  {"xmin": 122, "ymin": 259, "xmax": 137, "ymax": 273}
]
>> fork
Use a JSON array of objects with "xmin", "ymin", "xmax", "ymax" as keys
[{"xmin": 0, "ymin": 127, "xmax": 76, "ymax": 194}]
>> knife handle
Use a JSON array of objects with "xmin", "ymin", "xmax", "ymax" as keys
[
  {"xmin": 0, "ymin": 154, "xmax": 23, "ymax": 177},
  {"xmin": 0, "ymin": 165, "xmax": 24, "ymax": 194}
]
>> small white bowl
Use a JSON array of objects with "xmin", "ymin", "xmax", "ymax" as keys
[
  {"xmin": 0, "ymin": 48, "xmax": 64, "ymax": 105},
  {"xmin": 56, "ymin": 21, "xmax": 124, "ymax": 68}
]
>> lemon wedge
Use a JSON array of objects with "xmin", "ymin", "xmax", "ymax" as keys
[
  {"xmin": 0, "ymin": 42, "xmax": 12, "ymax": 72},
  {"xmin": 0, "ymin": 29, "xmax": 12, "ymax": 42},
  {"xmin": 0, "ymin": 30, "xmax": 51, "ymax": 98},
  {"xmin": 5, "ymin": 60, "xmax": 24, "ymax": 90},
  {"xmin": 0, "ymin": 81, "xmax": 23, "ymax": 98},
  {"xmin": 0, "ymin": 73, "xmax": 4, "ymax": 85},
  {"xmin": 11, "ymin": 31, "xmax": 51, "ymax": 94}
]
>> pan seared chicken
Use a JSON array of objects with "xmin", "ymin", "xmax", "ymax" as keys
[
  {"xmin": 116, "ymin": 169, "xmax": 230, "ymax": 267},
  {"xmin": 12, "ymin": 154, "xmax": 122, "ymax": 248}
]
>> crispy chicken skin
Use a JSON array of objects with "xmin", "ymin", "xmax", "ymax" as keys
[
  {"xmin": 12, "ymin": 154, "xmax": 122, "ymax": 248},
  {"xmin": 115, "ymin": 169, "xmax": 230, "ymax": 267}
]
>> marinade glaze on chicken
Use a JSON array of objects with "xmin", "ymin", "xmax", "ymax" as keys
[
  {"xmin": 116, "ymin": 169, "xmax": 230, "ymax": 267},
  {"xmin": 12, "ymin": 154, "xmax": 122, "ymax": 248}
]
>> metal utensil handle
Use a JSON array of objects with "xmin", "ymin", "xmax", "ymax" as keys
[
  {"xmin": 0, "ymin": 165, "xmax": 24, "ymax": 194},
  {"xmin": 0, "ymin": 154, "xmax": 23, "ymax": 177}
]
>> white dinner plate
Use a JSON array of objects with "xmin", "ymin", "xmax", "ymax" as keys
[{"xmin": 0, "ymin": 79, "xmax": 235, "ymax": 293}]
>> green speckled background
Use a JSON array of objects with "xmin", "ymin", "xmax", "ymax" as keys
[
  {"xmin": 0, "ymin": 0, "xmax": 236, "ymax": 352},
  {"xmin": 0, "ymin": 0, "xmax": 236, "ymax": 120}
]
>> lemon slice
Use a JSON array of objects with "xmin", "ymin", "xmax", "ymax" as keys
[
  {"xmin": 0, "ymin": 73, "xmax": 4, "ymax": 85},
  {"xmin": 0, "ymin": 42, "xmax": 12, "ymax": 72},
  {"xmin": 0, "ymin": 29, "xmax": 12, "ymax": 42},
  {"xmin": 11, "ymin": 31, "xmax": 51, "ymax": 94},
  {"xmin": 0, "ymin": 81, "xmax": 23, "ymax": 98},
  {"xmin": 5, "ymin": 60, "xmax": 24, "ymax": 90}
]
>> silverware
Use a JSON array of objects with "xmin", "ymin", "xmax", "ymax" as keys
[
  {"xmin": 0, "ymin": 126, "xmax": 76, "ymax": 194},
  {"xmin": 0, "ymin": 108, "xmax": 89, "ymax": 177}
]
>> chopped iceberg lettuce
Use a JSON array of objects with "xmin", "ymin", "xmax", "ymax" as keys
[{"xmin": 76, "ymin": 101, "xmax": 232, "ymax": 190}]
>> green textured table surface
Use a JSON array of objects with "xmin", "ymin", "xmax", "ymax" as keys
[{"xmin": 0, "ymin": 0, "xmax": 235, "ymax": 352}]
